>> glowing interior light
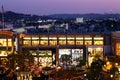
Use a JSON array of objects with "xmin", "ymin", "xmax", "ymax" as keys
[
  {"xmin": 24, "ymin": 37, "xmax": 31, "ymax": 39},
  {"xmin": 49, "ymin": 37, "xmax": 57, "ymax": 39},
  {"xmin": 32, "ymin": 37, "xmax": 39, "ymax": 39},
  {"xmin": 41, "ymin": 37, "xmax": 48, "ymax": 39},
  {"xmin": 76, "ymin": 37, "xmax": 83, "ymax": 39},
  {"xmin": 67, "ymin": 37, "xmax": 74, "ymax": 39},
  {"xmin": 59, "ymin": 37, "xmax": 66, "ymax": 39},
  {"xmin": 94, "ymin": 37, "xmax": 103, "ymax": 40},
  {"xmin": 84, "ymin": 37, "xmax": 92, "ymax": 40}
]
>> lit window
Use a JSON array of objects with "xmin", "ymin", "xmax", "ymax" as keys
[
  {"xmin": 94, "ymin": 37, "xmax": 103, "ymax": 45},
  {"xmin": 88, "ymin": 47, "xmax": 103, "ymax": 57},
  {"xmin": 76, "ymin": 37, "xmax": 83, "ymax": 45},
  {"xmin": 0, "ymin": 39, "xmax": 6, "ymax": 46},
  {"xmin": 23, "ymin": 37, "xmax": 31, "ymax": 46},
  {"xmin": 0, "ymin": 51, "xmax": 7, "ymax": 56},
  {"xmin": 49, "ymin": 37, "xmax": 57, "ymax": 45},
  {"xmin": 32, "ymin": 37, "xmax": 39, "ymax": 46},
  {"xmin": 67, "ymin": 37, "xmax": 75, "ymax": 45},
  {"xmin": 8, "ymin": 39, "xmax": 12, "ymax": 46},
  {"xmin": 116, "ymin": 43, "xmax": 120, "ymax": 56},
  {"xmin": 59, "ymin": 37, "xmax": 66, "ymax": 45},
  {"xmin": 84, "ymin": 37, "xmax": 92, "ymax": 45},
  {"xmin": 40, "ymin": 37, "xmax": 48, "ymax": 45}
]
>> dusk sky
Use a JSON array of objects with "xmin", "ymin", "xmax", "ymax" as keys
[{"xmin": 0, "ymin": 0, "xmax": 120, "ymax": 15}]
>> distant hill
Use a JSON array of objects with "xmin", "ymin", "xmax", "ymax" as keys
[
  {"xmin": 48, "ymin": 13, "xmax": 120, "ymax": 19},
  {"xmin": 0, "ymin": 11, "xmax": 53, "ymax": 22},
  {"xmin": 0, "ymin": 11, "xmax": 120, "ymax": 21}
]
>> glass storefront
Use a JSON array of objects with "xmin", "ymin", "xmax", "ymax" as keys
[
  {"xmin": 59, "ymin": 49, "xmax": 84, "ymax": 66},
  {"xmin": 72, "ymin": 49, "xmax": 83, "ymax": 60},
  {"xmin": 88, "ymin": 46, "xmax": 103, "ymax": 66},
  {"xmin": 30, "ymin": 50, "xmax": 55, "ymax": 66}
]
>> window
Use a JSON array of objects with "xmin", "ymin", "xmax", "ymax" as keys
[
  {"xmin": 59, "ymin": 49, "xmax": 84, "ymax": 66},
  {"xmin": 8, "ymin": 39, "xmax": 12, "ymax": 46},
  {"xmin": 88, "ymin": 46, "xmax": 103, "ymax": 66},
  {"xmin": 94, "ymin": 37, "xmax": 103, "ymax": 45},
  {"xmin": 72, "ymin": 49, "xmax": 83, "ymax": 60},
  {"xmin": 76, "ymin": 37, "xmax": 83, "ymax": 45},
  {"xmin": 49, "ymin": 37, "xmax": 57, "ymax": 46},
  {"xmin": 0, "ymin": 39, "xmax": 6, "ymax": 46},
  {"xmin": 0, "ymin": 51, "xmax": 7, "ymax": 56},
  {"xmin": 88, "ymin": 47, "xmax": 103, "ymax": 56},
  {"xmin": 32, "ymin": 37, "xmax": 39, "ymax": 46},
  {"xmin": 84, "ymin": 37, "xmax": 92, "ymax": 45},
  {"xmin": 116, "ymin": 43, "xmax": 120, "ymax": 56},
  {"xmin": 59, "ymin": 49, "xmax": 71, "ymax": 64},
  {"xmin": 67, "ymin": 37, "xmax": 75, "ymax": 45},
  {"xmin": 40, "ymin": 37, "xmax": 48, "ymax": 45},
  {"xmin": 23, "ymin": 37, "xmax": 31, "ymax": 46},
  {"xmin": 59, "ymin": 37, "xmax": 66, "ymax": 45},
  {"xmin": 0, "ymin": 39, "xmax": 12, "ymax": 46}
]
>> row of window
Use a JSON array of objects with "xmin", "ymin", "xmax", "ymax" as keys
[
  {"xmin": 23, "ymin": 37, "xmax": 103, "ymax": 46},
  {"xmin": 0, "ymin": 39, "xmax": 12, "ymax": 46}
]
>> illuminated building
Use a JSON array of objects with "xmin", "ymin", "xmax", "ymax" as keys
[
  {"xmin": 112, "ymin": 32, "xmax": 120, "ymax": 57},
  {"xmin": 18, "ymin": 33, "xmax": 111, "ymax": 66},
  {"xmin": 0, "ymin": 30, "xmax": 112, "ymax": 66},
  {"xmin": 0, "ymin": 30, "xmax": 15, "ymax": 66}
]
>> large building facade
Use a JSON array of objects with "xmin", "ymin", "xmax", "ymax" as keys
[
  {"xmin": 0, "ymin": 30, "xmax": 113, "ymax": 67},
  {"xmin": 18, "ymin": 33, "xmax": 112, "ymax": 66}
]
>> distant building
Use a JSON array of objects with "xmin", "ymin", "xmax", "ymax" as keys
[
  {"xmin": 76, "ymin": 17, "xmax": 84, "ymax": 23},
  {"xmin": 65, "ymin": 23, "xmax": 69, "ymax": 30},
  {"xmin": 38, "ymin": 24, "xmax": 51, "ymax": 29}
]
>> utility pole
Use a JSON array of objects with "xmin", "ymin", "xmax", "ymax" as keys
[
  {"xmin": 1, "ymin": 4, "xmax": 5, "ymax": 30},
  {"xmin": 2, "ymin": 14, "xmax": 4, "ymax": 30}
]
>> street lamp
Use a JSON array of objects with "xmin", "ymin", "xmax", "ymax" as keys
[
  {"xmin": 110, "ymin": 74, "xmax": 114, "ymax": 78},
  {"xmin": 118, "ymin": 68, "xmax": 120, "ymax": 74}
]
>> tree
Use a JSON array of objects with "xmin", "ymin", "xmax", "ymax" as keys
[{"xmin": 86, "ymin": 59, "xmax": 105, "ymax": 80}]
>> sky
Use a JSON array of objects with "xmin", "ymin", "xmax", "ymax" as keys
[{"xmin": 0, "ymin": 0, "xmax": 120, "ymax": 15}]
